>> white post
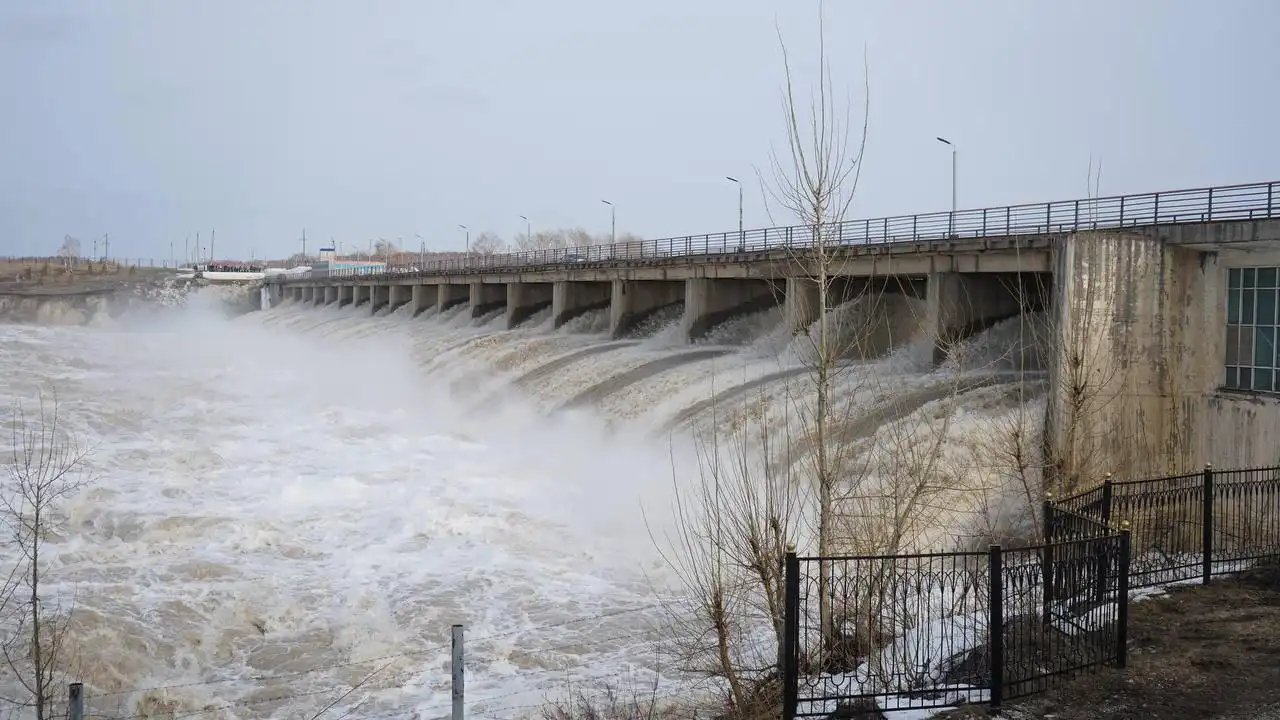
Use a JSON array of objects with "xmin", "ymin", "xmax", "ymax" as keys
[{"xmin": 451, "ymin": 624, "xmax": 465, "ymax": 719}]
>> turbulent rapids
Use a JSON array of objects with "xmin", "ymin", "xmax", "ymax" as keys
[{"xmin": 0, "ymin": 289, "xmax": 1048, "ymax": 718}]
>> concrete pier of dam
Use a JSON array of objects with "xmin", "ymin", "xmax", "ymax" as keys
[{"xmin": 267, "ymin": 203, "xmax": 1280, "ymax": 483}]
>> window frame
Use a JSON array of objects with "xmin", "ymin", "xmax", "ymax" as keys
[{"xmin": 1224, "ymin": 266, "xmax": 1280, "ymax": 395}]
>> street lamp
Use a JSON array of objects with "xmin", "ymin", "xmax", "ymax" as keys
[
  {"xmin": 601, "ymin": 200, "xmax": 615, "ymax": 244},
  {"xmin": 519, "ymin": 215, "xmax": 531, "ymax": 247},
  {"xmin": 726, "ymin": 176, "xmax": 743, "ymax": 248},
  {"xmin": 458, "ymin": 224, "xmax": 470, "ymax": 262},
  {"xmin": 415, "ymin": 233, "xmax": 425, "ymax": 270},
  {"xmin": 936, "ymin": 137, "xmax": 957, "ymax": 236}
]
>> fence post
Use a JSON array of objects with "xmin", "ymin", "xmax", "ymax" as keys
[
  {"xmin": 451, "ymin": 624, "xmax": 465, "ymax": 720},
  {"xmin": 1101, "ymin": 474, "xmax": 1114, "ymax": 525},
  {"xmin": 1116, "ymin": 521, "xmax": 1132, "ymax": 669},
  {"xmin": 1040, "ymin": 495, "xmax": 1054, "ymax": 629},
  {"xmin": 68, "ymin": 683, "xmax": 83, "ymax": 720},
  {"xmin": 1202, "ymin": 463, "xmax": 1214, "ymax": 585},
  {"xmin": 782, "ymin": 548, "xmax": 800, "ymax": 720},
  {"xmin": 988, "ymin": 544, "xmax": 1004, "ymax": 708}
]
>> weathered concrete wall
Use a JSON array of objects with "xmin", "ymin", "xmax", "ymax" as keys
[
  {"xmin": 609, "ymin": 280, "xmax": 684, "ymax": 338},
  {"xmin": 470, "ymin": 282, "xmax": 506, "ymax": 318},
  {"xmin": 683, "ymin": 278, "xmax": 781, "ymax": 341},
  {"xmin": 438, "ymin": 283, "xmax": 469, "ymax": 312},
  {"xmin": 1046, "ymin": 232, "xmax": 1280, "ymax": 492},
  {"xmin": 506, "ymin": 281, "xmax": 554, "ymax": 329},
  {"xmin": 412, "ymin": 284, "xmax": 437, "ymax": 316},
  {"xmin": 553, "ymin": 281, "xmax": 611, "ymax": 328}
]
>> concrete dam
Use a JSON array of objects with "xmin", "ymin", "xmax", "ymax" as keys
[{"xmin": 263, "ymin": 181, "xmax": 1280, "ymax": 506}]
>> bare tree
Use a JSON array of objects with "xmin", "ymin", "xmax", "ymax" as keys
[
  {"xmin": 470, "ymin": 232, "xmax": 506, "ymax": 255},
  {"xmin": 56, "ymin": 237, "xmax": 80, "ymax": 271},
  {"xmin": 0, "ymin": 395, "xmax": 93, "ymax": 720},
  {"xmin": 756, "ymin": 0, "xmax": 869, "ymax": 653}
]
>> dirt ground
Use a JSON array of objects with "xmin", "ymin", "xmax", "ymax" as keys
[{"xmin": 938, "ymin": 563, "xmax": 1280, "ymax": 720}]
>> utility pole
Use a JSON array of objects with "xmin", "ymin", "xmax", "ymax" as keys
[
  {"xmin": 103, "ymin": 233, "xmax": 110, "ymax": 261},
  {"xmin": 301, "ymin": 228, "xmax": 307, "ymax": 261},
  {"xmin": 519, "ymin": 215, "xmax": 531, "ymax": 247},
  {"xmin": 169, "ymin": 241, "xmax": 173, "ymax": 268},
  {"xmin": 601, "ymin": 200, "xmax": 614, "ymax": 244},
  {"xmin": 210, "ymin": 228, "xmax": 216, "ymax": 263},
  {"xmin": 184, "ymin": 235, "xmax": 189, "ymax": 266},
  {"xmin": 93, "ymin": 237, "xmax": 97, "ymax": 259},
  {"xmin": 458, "ymin": 224, "xmax": 469, "ymax": 263}
]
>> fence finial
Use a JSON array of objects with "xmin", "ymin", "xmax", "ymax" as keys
[
  {"xmin": 786, "ymin": 543, "xmax": 795, "ymax": 553},
  {"xmin": 1045, "ymin": 491, "xmax": 1053, "ymax": 501},
  {"xmin": 1205, "ymin": 462, "xmax": 1213, "ymax": 470},
  {"xmin": 1105, "ymin": 472, "xmax": 1113, "ymax": 481},
  {"xmin": 1121, "ymin": 519, "xmax": 1131, "ymax": 530}
]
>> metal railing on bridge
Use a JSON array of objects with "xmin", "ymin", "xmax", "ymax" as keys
[{"xmin": 286, "ymin": 179, "xmax": 1278, "ymax": 281}]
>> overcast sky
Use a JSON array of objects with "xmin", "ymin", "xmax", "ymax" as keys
[{"xmin": 2, "ymin": 0, "xmax": 1277, "ymax": 261}]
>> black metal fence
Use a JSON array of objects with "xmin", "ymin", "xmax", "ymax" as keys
[
  {"xmin": 782, "ymin": 463, "xmax": 1280, "ymax": 718},
  {"xmin": 1056, "ymin": 464, "xmax": 1280, "ymax": 589}
]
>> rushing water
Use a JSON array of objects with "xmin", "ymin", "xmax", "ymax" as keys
[{"xmin": 0, "ymin": 289, "xmax": 1046, "ymax": 719}]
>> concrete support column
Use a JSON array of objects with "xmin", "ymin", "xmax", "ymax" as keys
[
  {"xmin": 352, "ymin": 284, "xmax": 369, "ymax": 307},
  {"xmin": 609, "ymin": 279, "xmax": 685, "ymax": 338},
  {"xmin": 412, "ymin": 284, "xmax": 438, "ymax": 316},
  {"xmin": 682, "ymin": 278, "xmax": 780, "ymax": 341},
  {"xmin": 438, "ymin": 283, "xmax": 470, "ymax": 312},
  {"xmin": 470, "ymin": 282, "xmax": 506, "ymax": 318},
  {"xmin": 785, "ymin": 277, "xmax": 822, "ymax": 334},
  {"xmin": 506, "ymin": 282, "xmax": 554, "ymax": 329},
  {"xmin": 925, "ymin": 271, "xmax": 1030, "ymax": 364},
  {"xmin": 338, "ymin": 285, "xmax": 354, "ymax": 307},
  {"xmin": 370, "ymin": 284, "xmax": 389, "ymax": 314},
  {"xmin": 388, "ymin": 285, "xmax": 411, "ymax": 313},
  {"xmin": 324, "ymin": 285, "xmax": 338, "ymax": 305},
  {"xmin": 552, "ymin": 281, "xmax": 612, "ymax": 328}
]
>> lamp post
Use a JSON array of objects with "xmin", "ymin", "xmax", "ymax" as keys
[
  {"xmin": 726, "ymin": 176, "xmax": 743, "ymax": 249},
  {"xmin": 601, "ymin": 200, "xmax": 615, "ymax": 244},
  {"xmin": 458, "ymin": 224, "xmax": 469, "ymax": 263},
  {"xmin": 519, "ymin": 215, "xmax": 531, "ymax": 248},
  {"xmin": 936, "ymin": 136, "xmax": 957, "ymax": 236},
  {"xmin": 415, "ymin": 233, "xmax": 425, "ymax": 270}
]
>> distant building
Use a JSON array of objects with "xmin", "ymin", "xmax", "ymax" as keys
[{"xmin": 328, "ymin": 259, "xmax": 387, "ymax": 275}]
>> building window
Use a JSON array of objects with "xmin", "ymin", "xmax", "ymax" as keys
[{"xmin": 1226, "ymin": 267, "xmax": 1279, "ymax": 393}]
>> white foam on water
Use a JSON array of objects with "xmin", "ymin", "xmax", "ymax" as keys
[
  {"xmin": 0, "ymin": 289, "xmax": 1053, "ymax": 719},
  {"xmin": 0, "ymin": 304, "xmax": 690, "ymax": 719}
]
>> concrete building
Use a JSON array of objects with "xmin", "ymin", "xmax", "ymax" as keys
[{"xmin": 267, "ymin": 181, "xmax": 1280, "ymax": 479}]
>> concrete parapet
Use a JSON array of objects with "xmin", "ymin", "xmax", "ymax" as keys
[
  {"xmin": 438, "ymin": 283, "xmax": 469, "ymax": 312},
  {"xmin": 609, "ymin": 280, "xmax": 685, "ymax": 338},
  {"xmin": 553, "ymin": 281, "xmax": 611, "ymax": 329},
  {"xmin": 682, "ymin": 277, "xmax": 782, "ymax": 341},
  {"xmin": 470, "ymin": 282, "xmax": 506, "ymax": 318},
  {"xmin": 506, "ymin": 282, "xmax": 554, "ymax": 329}
]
